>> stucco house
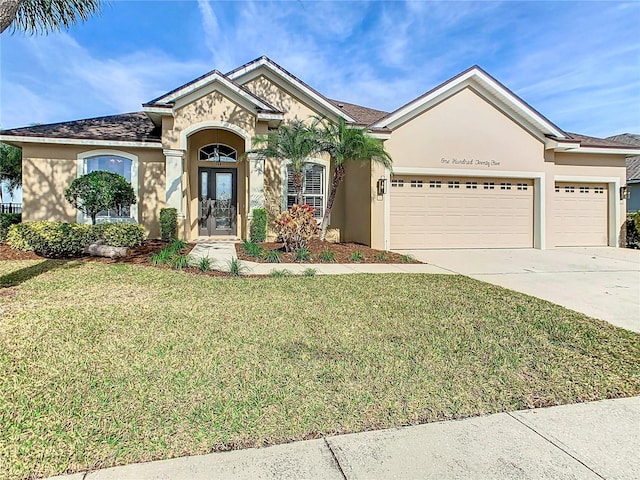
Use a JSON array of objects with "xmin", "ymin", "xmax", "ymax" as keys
[{"xmin": 1, "ymin": 56, "xmax": 638, "ymax": 249}]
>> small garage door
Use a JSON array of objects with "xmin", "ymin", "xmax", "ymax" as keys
[
  {"xmin": 390, "ymin": 177, "xmax": 534, "ymax": 249},
  {"xmin": 553, "ymin": 183, "xmax": 608, "ymax": 246}
]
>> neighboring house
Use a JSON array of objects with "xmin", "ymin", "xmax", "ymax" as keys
[
  {"xmin": 1, "ymin": 56, "xmax": 639, "ymax": 249},
  {"xmin": 606, "ymin": 133, "xmax": 640, "ymax": 213}
]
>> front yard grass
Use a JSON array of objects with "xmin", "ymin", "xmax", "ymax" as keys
[{"xmin": 1, "ymin": 260, "xmax": 639, "ymax": 479}]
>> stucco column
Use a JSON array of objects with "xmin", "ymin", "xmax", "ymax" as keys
[
  {"xmin": 164, "ymin": 149, "xmax": 185, "ymax": 215},
  {"xmin": 248, "ymin": 152, "xmax": 265, "ymax": 214}
]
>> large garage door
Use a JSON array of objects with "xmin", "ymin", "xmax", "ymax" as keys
[
  {"xmin": 553, "ymin": 183, "xmax": 608, "ymax": 246},
  {"xmin": 390, "ymin": 176, "xmax": 534, "ymax": 249}
]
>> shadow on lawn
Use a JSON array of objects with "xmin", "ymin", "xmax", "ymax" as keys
[{"xmin": 0, "ymin": 259, "xmax": 82, "ymax": 288}]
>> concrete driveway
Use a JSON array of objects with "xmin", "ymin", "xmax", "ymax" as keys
[{"xmin": 395, "ymin": 247, "xmax": 640, "ymax": 333}]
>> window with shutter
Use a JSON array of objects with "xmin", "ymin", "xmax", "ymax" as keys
[{"xmin": 286, "ymin": 164, "xmax": 325, "ymax": 218}]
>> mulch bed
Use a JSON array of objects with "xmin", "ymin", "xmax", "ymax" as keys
[
  {"xmin": 235, "ymin": 238, "xmax": 422, "ymax": 264},
  {"xmin": 0, "ymin": 241, "xmax": 247, "ymax": 278}
]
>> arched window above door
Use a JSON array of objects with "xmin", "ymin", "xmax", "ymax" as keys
[{"xmin": 199, "ymin": 144, "xmax": 237, "ymax": 162}]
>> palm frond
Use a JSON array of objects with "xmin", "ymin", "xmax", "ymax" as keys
[{"xmin": 12, "ymin": 0, "xmax": 105, "ymax": 34}]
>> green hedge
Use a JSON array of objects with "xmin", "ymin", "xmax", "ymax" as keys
[
  {"xmin": 250, "ymin": 208, "xmax": 267, "ymax": 243},
  {"xmin": 160, "ymin": 208, "xmax": 178, "ymax": 241},
  {"xmin": 7, "ymin": 221, "xmax": 146, "ymax": 257},
  {"xmin": 99, "ymin": 223, "xmax": 145, "ymax": 248},
  {"xmin": 7, "ymin": 221, "xmax": 95, "ymax": 257},
  {"xmin": 626, "ymin": 211, "xmax": 640, "ymax": 248},
  {"xmin": 0, "ymin": 213, "xmax": 21, "ymax": 243}
]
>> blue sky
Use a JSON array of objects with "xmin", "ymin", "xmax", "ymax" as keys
[{"xmin": 1, "ymin": 0, "xmax": 639, "ymax": 140}]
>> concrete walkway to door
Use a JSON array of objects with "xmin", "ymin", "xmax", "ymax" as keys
[{"xmin": 395, "ymin": 247, "xmax": 640, "ymax": 333}]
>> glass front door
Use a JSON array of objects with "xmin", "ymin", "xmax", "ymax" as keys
[{"xmin": 199, "ymin": 168, "xmax": 237, "ymax": 236}]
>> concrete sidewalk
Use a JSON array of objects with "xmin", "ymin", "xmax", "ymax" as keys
[
  {"xmin": 188, "ymin": 241, "xmax": 451, "ymax": 275},
  {"xmin": 50, "ymin": 396, "xmax": 639, "ymax": 479}
]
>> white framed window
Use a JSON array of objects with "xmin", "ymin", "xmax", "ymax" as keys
[
  {"xmin": 199, "ymin": 143, "xmax": 237, "ymax": 162},
  {"xmin": 411, "ymin": 180, "xmax": 424, "ymax": 188},
  {"xmin": 579, "ymin": 186, "xmax": 589, "ymax": 193},
  {"xmin": 466, "ymin": 181, "xmax": 478, "ymax": 189},
  {"xmin": 428, "ymin": 180, "xmax": 441, "ymax": 188},
  {"xmin": 500, "ymin": 182, "xmax": 512, "ymax": 190},
  {"xmin": 285, "ymin": 162, "xmax": 326, "ymax": 219},
  {"xmin": 448, "ymin": 181, "xmax": 460, "ymax": 189},
  {"xmin": 76, "ymin": 150, "xmax": 139, "ymax": 223},
  {"xmin": 391, "ymin": 179, "xmax": 404, "ymax": 187},
  {"xmin": 517, "ymin": 183, "xmax": 528, "ymax": 191},
  {"xmin": 483, "ymin": 182, "xmax": 495, "ymax": 190}
]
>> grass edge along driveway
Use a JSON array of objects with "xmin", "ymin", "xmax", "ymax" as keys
[{"xmin": 1, "ymin": 260, "xmax": 639, "ymax": 479}]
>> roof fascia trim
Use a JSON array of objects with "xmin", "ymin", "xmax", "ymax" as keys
[
  {"xmin": 151, "ymin": 71, "xmax": 276, "ymax": 112},
  {"xmin": 228, "ymin": 57, "xmax": 357, "ymax": 123},
  {"xmin": 564, "ymin": 146, "xmax": 640, "ymax": 156},
  {"xmin": 371, "ymin": 68, "xmax": 566, "ymax": 138},
  {"xmin": 0, "ymin": 135, "xmax": 162, "ymax": 149}
]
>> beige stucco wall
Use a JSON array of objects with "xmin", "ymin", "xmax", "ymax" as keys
[
  {"xmin": 343, "ymin": 161, "xmax": 373, "ymax": 245},
  {"xmin": 242, "ymin": 75, "xmax": 321, "ymax": 122},
  {"xmin": 21, "ymin": 144, "xmax": 165, "ymax": 238},
  {"xmin": 385, "ymin": 87, "xmax": 545, "ymax": 171},
  {"xmin": 164, "ymin": 91, "xmax": 257, "ymax": 151},
  {"xmin": 372, "ymin": 87, "xmax": 627, "ymax": 249}
]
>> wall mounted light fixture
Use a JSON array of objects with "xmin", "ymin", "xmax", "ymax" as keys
[
  {"xmin": 620, "ymin": 185, "xmax": 630, "ymax": 200},
  {"xmin": 377, "ymin": 178, "xmax": 387, "ymax": 196}
]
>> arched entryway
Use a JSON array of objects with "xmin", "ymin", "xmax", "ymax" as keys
[{"xmin": 186, "ymin": 128, "xmax": 247, "ymax": 239}]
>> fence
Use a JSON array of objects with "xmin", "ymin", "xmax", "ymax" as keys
[{"xmin": 0, "ymin": 203, "xmax": 22, "ymax": 214}]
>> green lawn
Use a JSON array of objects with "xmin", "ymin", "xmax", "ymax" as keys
[{"xmin": 1, "ymin": 260, "xmax": 639, "ymax": 479}]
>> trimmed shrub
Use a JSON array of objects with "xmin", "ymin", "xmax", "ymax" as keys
[
  {"xmin": 0, "ymin": 213, "xmax": 21, "ymax": 243},
  {"xmin": 250, "ymin": 208, "xmax": 267, "ymax": 243},
  {"xmin": 160, "ymin": 208, "xmax": 178, "ymax": 241},
  {"xmin": 275, "ymin": 204, "xmax": 319, "ymax": 252},
  {"xmin": 7, "ymin": 221, "xmax": 94, "ymax": 257},
  {"xmin": 5, "ymin": 223, "xmax": 31, "ymax": 251},
  {"xmin": 100, "ymin": 223, "xmax": 145, "ymax": 248},
  {"xmin": 6, "ymin": 221, "xmax": 145, "ymax": 257},
  {"xmin": 626, "ymin": 211, "xmax": 640, "ymax": 248}
]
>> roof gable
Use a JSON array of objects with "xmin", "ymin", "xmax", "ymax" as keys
[
  {"xmin": 227, "ymin": 56, "xmax": 356, "ymax": 123},
  {"xmin": 371, "ymin": 66, "xmax": 566, "ymax": 139},
  {"xmin": 144, "ymin": 69, "xmax": 281, "ymax": 114}
]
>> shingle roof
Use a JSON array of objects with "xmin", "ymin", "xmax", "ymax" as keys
[
  {"xmin": 564, "ymin": 132, "xmax": 634, "ymax": 149},
  {"xmin": 606, "ymin": 133, "xmax": 640, "ymax": 146},
  {"xmin": 0, "ymin": 112, "xmax": 161, "ymax": 144},
  {"xmin": 328, "ymin": 99, "xmax": 388, "ymax": 126},
  {"xmin": 606, "ymin": 134, "xmax": 640, "ymax": 182}
]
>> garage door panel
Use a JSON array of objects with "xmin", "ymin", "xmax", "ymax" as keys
[
  {"xmin": 553, "ymin": 183, "xmax": 608, "ymax": 247},
  {"xmin": 390, "ymin": 176, "xmax": 534, "ymax": 249}
]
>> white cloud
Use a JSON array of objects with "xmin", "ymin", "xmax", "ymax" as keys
[
  {"xmin": 1, "ymin": 0, "xmax": 638, "ymax": 138},
  {"xmin": 1, "ymin": 33, "xmax": 208, "ymax": 128}
]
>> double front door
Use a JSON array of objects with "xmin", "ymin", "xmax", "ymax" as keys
[{"xmin": 199, "ymin": 168, "xmax": 237, "ymax": 236}]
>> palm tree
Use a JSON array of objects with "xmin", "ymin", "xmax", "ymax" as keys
[
  {"xmin": 1, "ymin": 0, "xmax": 105, "ymax": 35},
  {"xmin": 315, "ymin": 117, "xmax": 392, "ymax": 241},
  {"xmin": 250, "ymin": 121, "xmax": 322, "ymax": 207}
]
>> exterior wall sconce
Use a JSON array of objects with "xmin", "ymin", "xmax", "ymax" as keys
[
  {"xmin": 377, "ymin": 178, "xmax": 387, "ymax": 196},
  {"xmin": 620, "ymin": 185, "xmax": 630, "ymax": 200}
]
